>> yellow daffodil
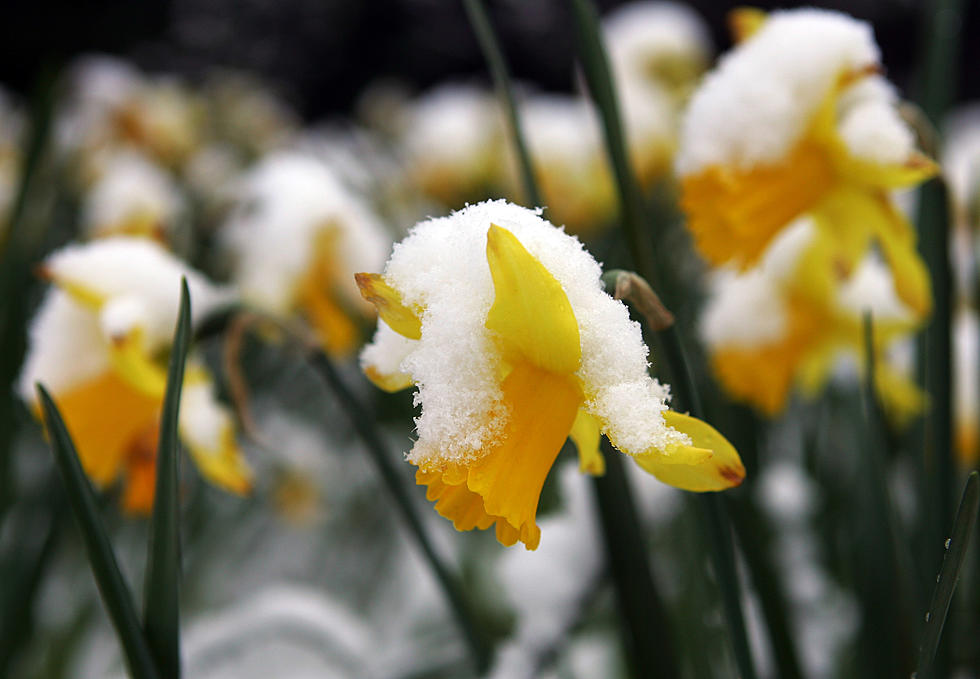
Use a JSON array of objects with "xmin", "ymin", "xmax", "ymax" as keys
[
  {"xmin": 676, "ymin": 8, "xmax": 936, "ymax": 317},
  {"xmin": 19, "ymin": 238, "xmax": 252, "ymax": 513},
  {"xmin": 702, "ymin": 218, "xmax": 926, "ymax": 422},
  {"xmin": 221, "ymin": 151, "xmax": 391, "ymax": 356},
  {"xmin": 601, "ymin": 2, "xmax": 713, "ymax": 188},
  {"xmin": 357, "ymin": 201, "xmax": 743, "ymax": 550},
  {"xmin": 519, "ymin": 95, "xmax": 617, "ymax": 235},
  {"xmin": 398, "ymin": 84, "xmax": 504, "ymax": 208}
]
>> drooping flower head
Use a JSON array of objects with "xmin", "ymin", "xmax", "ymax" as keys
[
  {"xmin": 357, "ymin": 200, "xmax": 744, "ymax": 549},
  {"xmin": 701, "ymin": 217, "xmax": 925, "ymax": 421},
  {"xmin": 677, "ymin": 8, "xmax": 937, "ymax": 317},
  {"xmin": 19, "ymin": 237, "xmax": 251, "ymax": 513},
  {"xmin": 221, "ymin": 151, "xmax": 391, "ymax": 355}
]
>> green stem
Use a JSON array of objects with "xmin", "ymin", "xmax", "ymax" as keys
[
  {"xmin": 859, "ymin": 314, "xmax": 916, "ymax": 674},
  {"xmin": 565, "ymin": 1, "xmax": 757, "ymax": 675},
  {"xmin": 915, "ymin": 0, "xmax": 964, "ymax": 670},
  {"xmin": 591, "ymin": 443, "xmax": 680, "ymax": 678},
  {"xmin": 306, "ymin": 350, "xmax": 491, "ymax": 673},
  {"xmin": 0, "ymin": 65, "xmax": 58, "ymax": 521},
  {"xmin": 461, "ymin": 0, "xmax": 542, "ymax": 208}
]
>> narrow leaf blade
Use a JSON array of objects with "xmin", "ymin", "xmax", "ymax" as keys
[
  {"xmin": 143, "ymin": 278, "xmax": 191, "ymax": 679},
  {"xmin": 37, "ymin": 384, "xmax": 160, "ymax": 679},
  {"xmin": 916, "ymin": 471, "xmax": 980, "ymax": 678}
]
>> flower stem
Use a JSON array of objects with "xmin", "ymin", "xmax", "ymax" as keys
[
  {"xmin": 565, "ymin": 0, "xmax": 758, "ymax": 675},
  {"xmin": 306, "ymin": 349, "xmax": 491, "ymax": 673},
  {"xmin": 915, "ymin": 0, "xmax": 963, "ymax": 671},
  {"xmin": 591, "ymin": 443, "xmax": 680, "ymax": 678}
]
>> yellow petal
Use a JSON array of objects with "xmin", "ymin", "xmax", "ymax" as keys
[
  {"xmin": 837, "ymin": 151, "xmax": 939, "ymax": 190},
  {"xmin": 485, "ymin": 224, "xmax": 581, "ymax": 374},
  {"xmin": 728, "ymin": 8, "xmax": 767, "ymax": 43},
  {"xmin": 107, "ymin": 328, "xmax": 168, "ymax": 399},
  {"xmin": 50, "ymin": 371, "xmax": 161, "ymax": 488},
  {"xmin": 465, "ymin": 362, "xmax": 582, "ymax": 549},
  {"xmin": 354, "ymin": 273, "xmax": 422, "ymax": 340},
  {"xmin": 816, "ymin": 187, "xmax": 932, "ymax": 318},
  {"xmin": 874, "ymin": 364, "xmax": 928, "ymax": 429},
  {"xmin": 298, "ymin": 230, "xmax": 361, "ymax": 355},
  {"xmin": 364, "ymin": 364, "xmax": 414, "ymax": 393},
  {"xmin": 121, "ymin": 425, "xmax": 160, "ymax": 514},
  {"xmin": 570, "ymin": 409, "xmax": 604, "ymax": 475},
  {"xmin": 681, "ymin": 136, "xmax": 836, "ymax": 269},
  {"xmin": 179, "ymin": 367, "xmax": 253, "ymax": 496},
  {"xmin": 634, "ymin": 411, "xmax": 745, "ymax": 491}
]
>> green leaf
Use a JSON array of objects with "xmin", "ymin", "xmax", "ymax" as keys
[
  {"xmin": 36, "ymin": 384, "xmax": 161, "ymax": 679},
  {"xmin": 591, "ymin": 445, "xmax": 679, "ymax": 678},
  {"xmin": 143, "ymin": 278, "xmax": 191, "ymax": 679},
  {"xmin": 569, "ymin": 1, "xmax": 758, "ymax": 676},
  {"xmin": 916, "ymin": 471, "xmax": 980, "ymax": 678}
]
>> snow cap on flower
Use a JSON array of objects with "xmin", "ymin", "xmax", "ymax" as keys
[
  {"xmin": 366, "ymin": 200, "xmax": 685, "ymax": 467},
  {"xmin": 677, "ymin": 9, "xmax": 887, "ymax": 175},
  {"xmin": 360, "ymin": 201, "xmax": 743, "ymax": 548},
  {"xmin": 603, "ymin": 1, "xmax": 711, "ymax": 99},
  {"xmin": 222, "ymin": 151, "xmax": 390, "ymax": 314},
  {"xmin": 81, "ymin": 150, "xmax": 184, "ymax": 239},
  {"xmin": 19, "ymin": 237, "xmax": 248, "ymax": 511},
  {"xmin": 701, "ymin": 218, "xmax": 923, "ymax": 418},
  {"xmin": 20, "ymin": 237, "xmax": 231, "ymax": 399}
]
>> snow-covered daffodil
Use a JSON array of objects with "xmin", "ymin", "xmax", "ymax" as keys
[
  {"xmin": 677, "ymin": 8, "xmax": 937, "ymax": 317},
  {"xmin": 221, "ymin": 151, "xmax": 391, "ymax": 356},
  {"xmin": 702, "ymin": 218, "xmax": 926, "ymax": 422},
  {"xmin": 19, "ymin": 238, "xmax": 251, "ymax": 513},
  {"xmin": 357, "ymin": 201, "xmax": 744, "ymax": 550}
]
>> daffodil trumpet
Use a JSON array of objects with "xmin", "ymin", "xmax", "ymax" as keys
[{"xmin": 357, "ymin": 201, "xmax": 743, "ymax": 550}]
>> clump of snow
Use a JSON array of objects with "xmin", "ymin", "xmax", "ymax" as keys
[
  {"xmin": 677, "ymin": 9, "xmax": 885, "ymax": 175},
  {"xmin": 221, "ymin": 150, "xmax": 391, "ymax": 313},
  {"xmin": 520, "ymin": 95, "xmax": 603, "ymax": 175},
  {"xmin": 81, "ymin": 150, "xmax": 183, "ymax": 237},
  {"xmin": 835, "ymin": 253, "xmax": 913, "ymax": 322},
  {"xmin": 603, "ymin": 1, "xmax": 712, "ymax": 89},
  {"xmin": 700, "ymin": 218, "xmax": 815, "ymax": 348},
  {"xmin": 364, "ymin": 199, "xmax": 687, "ymax": 468},
  {"xmin": 18, "ymin": 237, "xmax": 233, "ymax": 399},
  {"xmin": 398, "ymin": 83, "xmax": 501, "ymax": 182}
]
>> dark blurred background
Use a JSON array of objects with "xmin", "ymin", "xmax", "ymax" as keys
[{"xmin": 1, "ymin": 0, "xmax": 978, "ymax": 120}]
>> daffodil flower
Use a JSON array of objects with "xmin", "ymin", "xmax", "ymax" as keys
[
  {"xmin": 221, "ymin": 151, "xmax": 391, "ymax": 356},
  {"xmin": 357, "ymin": 201, "xmax": 743, "ymax": 550},
  {"xmin": 677, "ymin": 8, "xmax": 937, "ymax": 317},
  {"xmin": 19, "ymin": 237, "xmax": 251, "ymax": 513},
  {"xmin": 519, "ymin": 95, "xmax": 617, "ymax": 234},
  {"xmin": 702, "ymin": 217, "xmax": 926, "ymax": 422}
]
